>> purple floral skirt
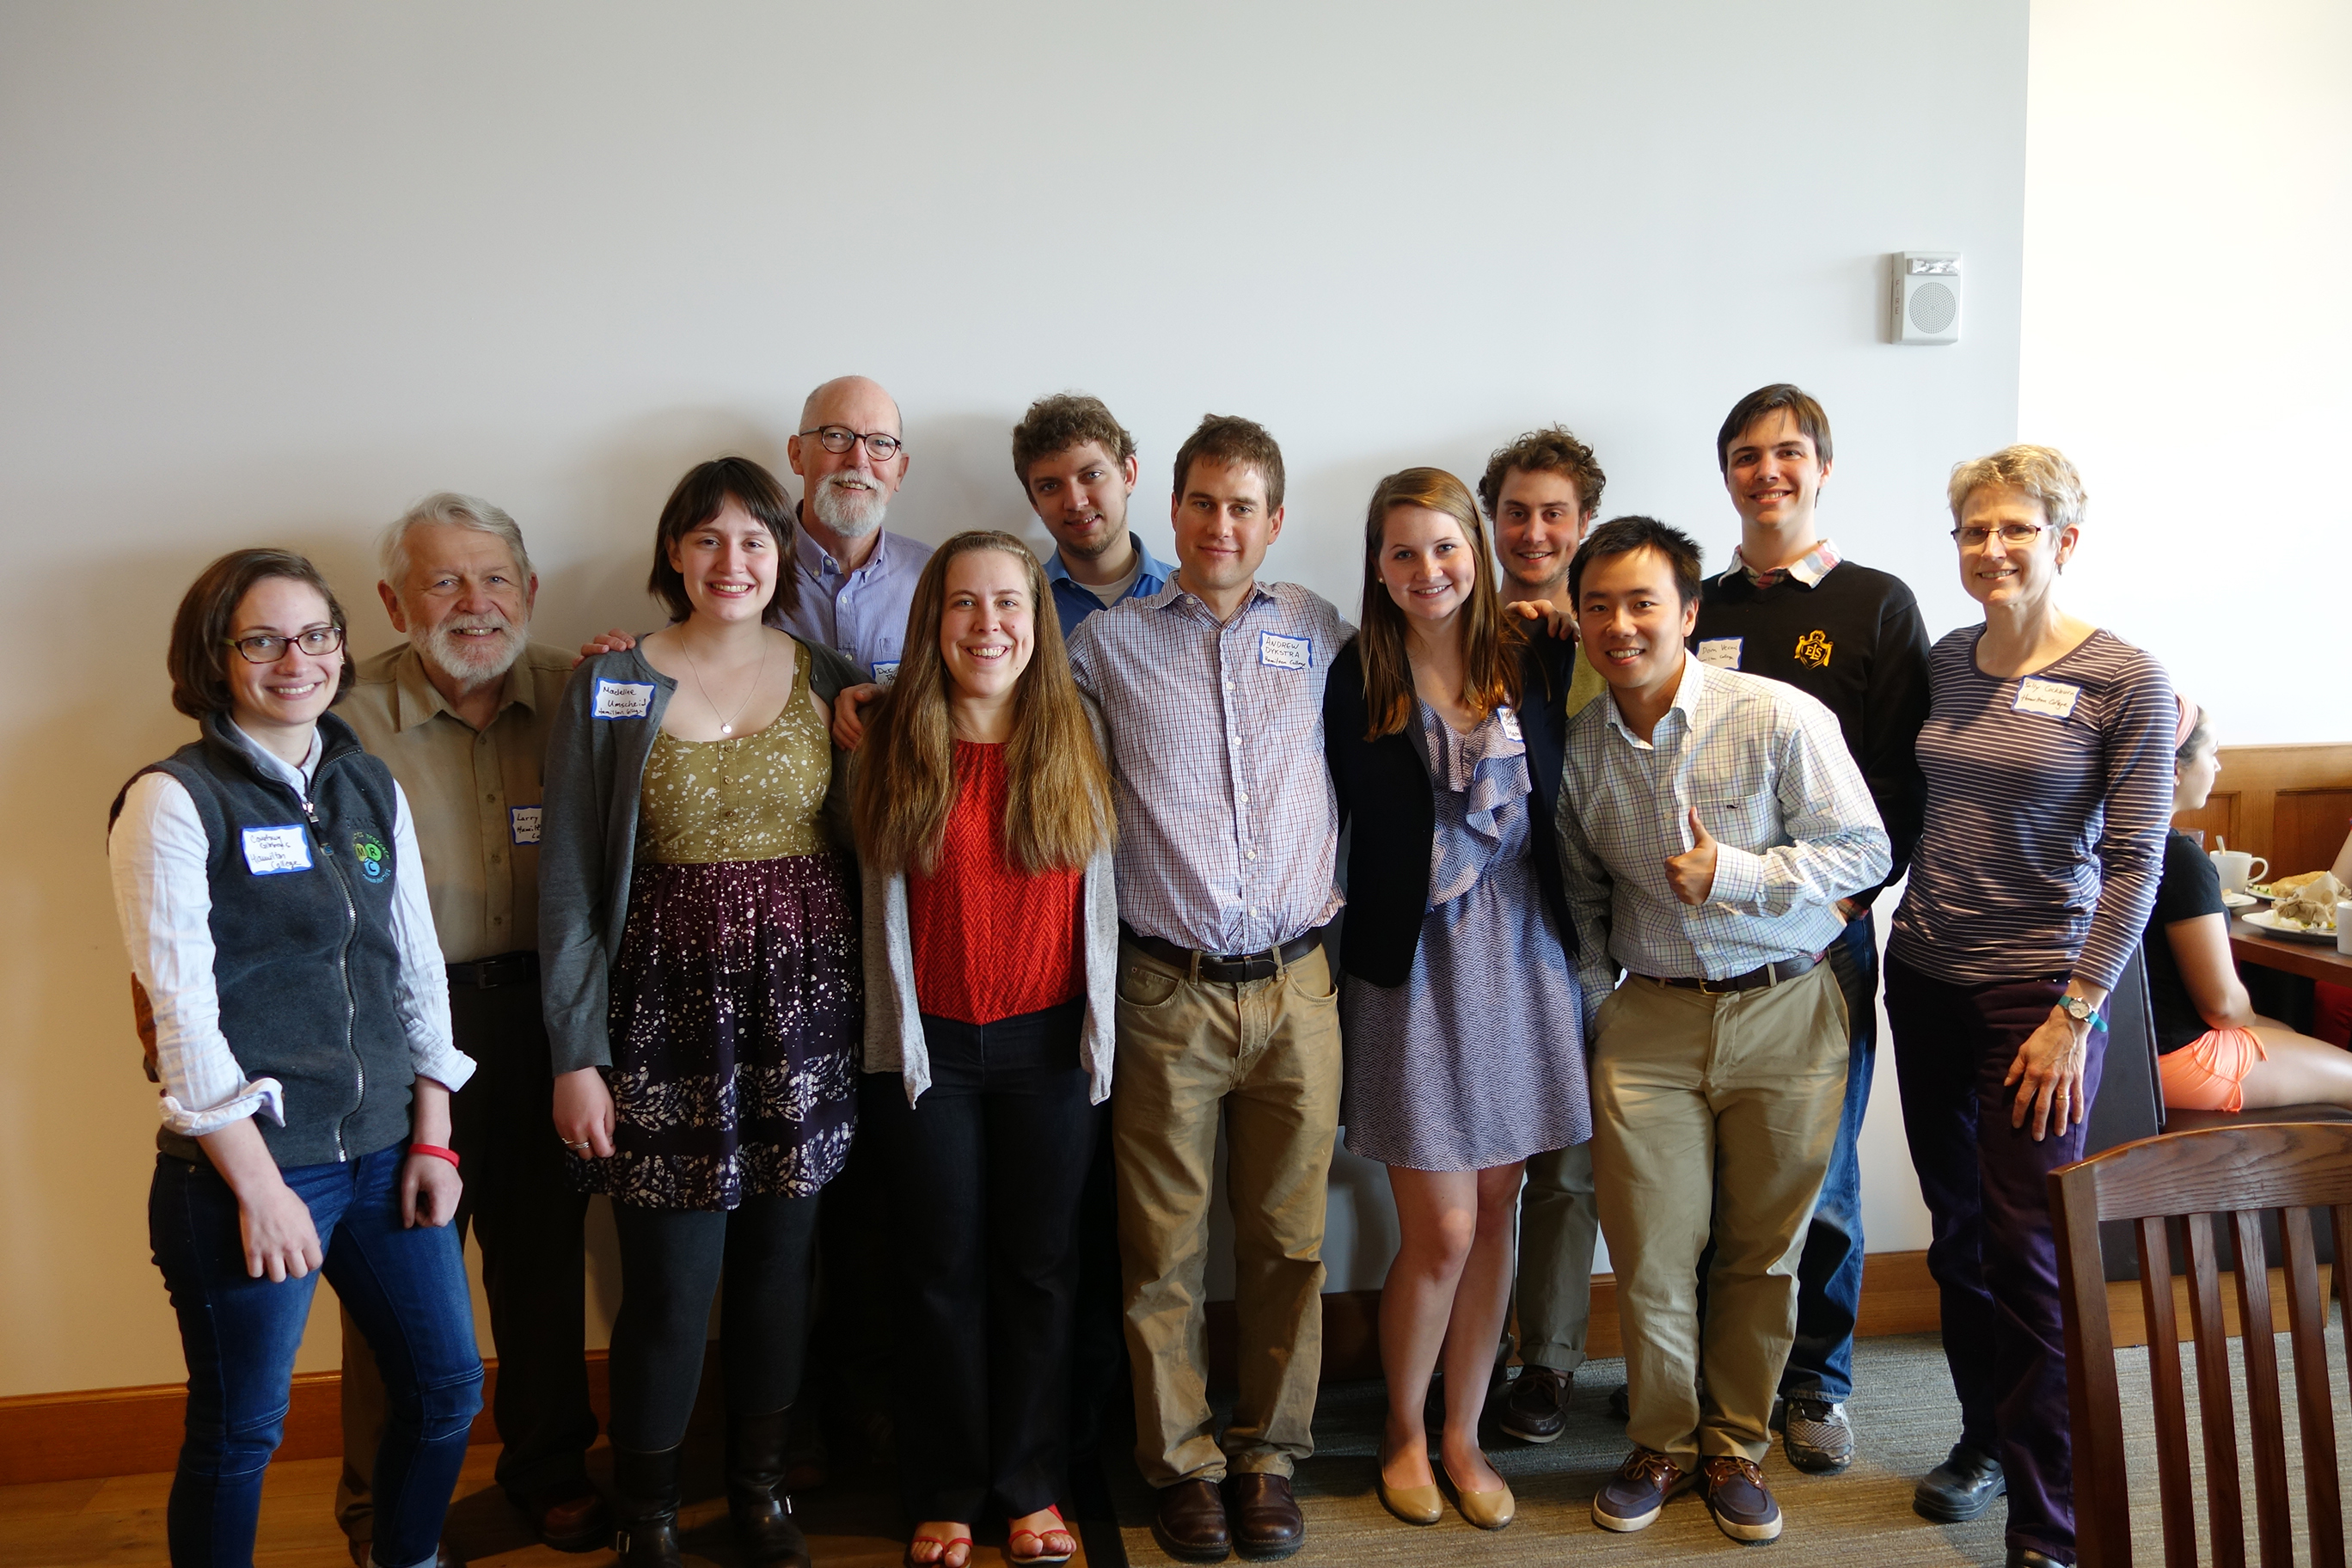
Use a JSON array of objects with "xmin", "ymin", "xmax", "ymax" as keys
[{"xmin": 574, "ymin": 852, "xmax": 861, "ymax": 1210}]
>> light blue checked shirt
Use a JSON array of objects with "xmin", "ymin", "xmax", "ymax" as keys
[
  {"xmin": 1555, "ymin": 653, "xmax": 1890, "ymax": 1023},
  {"xmin": 765, "ymin": 514, "xmax": 933, "ymax": 683},
  {"xmin": 1067, "ymin": 579, "xmax": 1350, "ymax": 956}
]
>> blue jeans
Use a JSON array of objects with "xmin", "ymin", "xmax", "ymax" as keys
[
  {"xmin": 149, "ymin": 1144, "xmax": 483, "ymax": 1568},
  {"xmin": 1780, "ymin": 910, "xmax": 1877, "ymax": 1403}
]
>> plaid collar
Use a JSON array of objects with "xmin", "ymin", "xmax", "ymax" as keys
[{"xmin": 1732, "ymin": 537, "xmax": 1841, "ymax": 588}]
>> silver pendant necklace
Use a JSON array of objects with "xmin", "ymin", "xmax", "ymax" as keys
[{"xmin": 680, "ymin": 632, "xmax": 768, "ymax": 736}]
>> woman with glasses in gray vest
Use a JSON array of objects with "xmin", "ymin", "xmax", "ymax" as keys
[{"xmin": 108, "ymin": 548, "xmax": 482, "ymax": 1568}]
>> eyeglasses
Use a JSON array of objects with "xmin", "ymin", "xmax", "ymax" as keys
[
  {"xmin": 1950, "ymin": 521, "xmax": 2049, "ymax": 548},
  {"xmin": 799, "ymin": 426, "xmax": 904, "ymax": 461},
  {"xmin": 227, "ymin": 625, "xmax": 346, "ymax": 663}
]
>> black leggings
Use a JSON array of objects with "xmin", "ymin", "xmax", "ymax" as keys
[{"xmin": 608, "ymin": 1189, "xmax": 821, "ymax": 1451}]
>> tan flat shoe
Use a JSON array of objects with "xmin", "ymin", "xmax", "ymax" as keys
[
  {"xmin": 1440, "ymin": 1455, "xmax": 1516, "ymax": 1531},
  {"xmin": 1376, "ymin": 1440, "xmax": 1443, "ymax": 1526}
]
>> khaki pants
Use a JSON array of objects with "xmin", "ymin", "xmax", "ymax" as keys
[
  {"xmin": 1589, "ymin": 965, "xmax": 1848, "ymax": 1466},
  {"xmin": 1111, "ymin": 939, "xmax": 1343, "ymax": 1486},
  {"xmin": 1515, "ymin": 1140, "xmax": 1601, "ymax": 1374}
]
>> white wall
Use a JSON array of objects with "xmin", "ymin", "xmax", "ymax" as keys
[
  {"xmin": 2019, "ymin": 0, "xmax": 2352, "ymax": 743},
  {"xmin": 0, "ymin": 0, "xmax": 2028, "ymax": 1397}
]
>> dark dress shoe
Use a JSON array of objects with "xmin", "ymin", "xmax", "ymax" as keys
[
  {"xmin": 517, "ymin": 1484, "xmax": 609, "ymax": 1553},
  {"xmin": 2008, "ymin": 1551, "xmax": 2072, "ymax": 1568},
  {"xmin": 1224, "ymin": 1473, "xmax": 1304, "ymax": 1560},
  {"xmin": 1152, "ymin": 1478, "xmax": 1232, "ymax": 1562},
  {"xmin": 1914, "ymin": 1442, "xmax": 2007, "ymax": 1522}
]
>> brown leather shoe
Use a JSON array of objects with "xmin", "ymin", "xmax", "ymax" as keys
[
  {"xmin": 1224, "ymin": 1473, "xmax": 1304, "ymax": 1560},
  {"xmin": 521, "ymin": 1485, "xmax": 611, "ymax": 1553},
  {"xmin": 1152, "ymin": 1478, "xmax": 1231, "ymax": 1562}
]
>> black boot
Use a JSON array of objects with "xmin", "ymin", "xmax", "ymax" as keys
[
  {"xmin": 726, "ymin": 1407, "xmax": 812, "ymax": 1567},
  {"xmin": 610, "ymin": 1444, "xmax": 685, "ymax": 1568}
]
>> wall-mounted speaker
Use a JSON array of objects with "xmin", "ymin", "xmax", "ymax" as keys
[{"xmin": 1891, "ymin": 251, "xmax": 1962, "ymax": 345}]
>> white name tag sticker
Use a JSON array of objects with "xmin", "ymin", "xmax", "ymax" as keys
[
  {"xmin": 1259, "ymin": 631, "xmax": 1310, "ymax": 670},
  {"xmin": 872, "ymin": 660, "xmax": 901, "ymax": 686},
  {"xmin": 510, "ymin": 805, "xmax": 542, "ymax": 846},
  {"xmin": 1497, "ymin": 705, "xmax": 1524, "ymax": 742},
  {"xmin": 591, "ymin": 678, "xmax": 654, "ymax": 720},
  {"xmin": 2013, "ymin": 677, "xmax": 2082, "ymax": 720},
  {"xmin": 242, "ymin": 824, "xmax": 312, "ymax": 875},
  {"xmin": 1696, "ymin": 637, "xmax": 1743, "ymax": 671}
]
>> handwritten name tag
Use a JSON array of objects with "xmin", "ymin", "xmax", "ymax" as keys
[
  {"xmin": 2013, "ymin": 677, "xmax": 2081, "ymax": 720},
  {"xmin": 1696, "ymin": 637, "xmax": 1743, "ymax": 671},
  {"xmin": 872, "ymin": 660, "xmax": 901, "ymax": 686},
  {"xmin": 592, "ymin": 679, "xmax": 654, "ymax": 720},
  {"xmin": 1497, "ymin": 705, "xmax": 1524, "ymax": 742},
  {"xmin": 1259, "ymin": 632, "xmax": 1310, "ymax": 670},
  {"xmin": 510, "ymin": 805, "xmax": 542, "ymax": 846},
  {"xmin": 242, "ymin": 824, "xmax": 312, "ymax": 875}
]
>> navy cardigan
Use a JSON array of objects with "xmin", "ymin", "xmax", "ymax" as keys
[{"xmin": 1323, "ymin": 633, "xmax": 1577, "ymax": 987}]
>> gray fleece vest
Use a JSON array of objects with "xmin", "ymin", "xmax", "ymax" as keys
[{"xmin": 113, "ymin": 712, "xmax": 416, "ymax": 1167}]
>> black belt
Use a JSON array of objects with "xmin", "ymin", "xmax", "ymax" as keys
[
  {"xmin": 447, "ymin": 951, "xmax": 540, "ymax": 990},
  {"xmin": 1120, "ymin": 922, "xmax": 1324, "ymax": 985},
  {"xmin": 1640, "ymin": 951, "xmax": 1823, "ymax": 995}
]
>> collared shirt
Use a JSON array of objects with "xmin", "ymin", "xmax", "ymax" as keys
[
  {"xmin": 337, "ymin": 641, "xmax": 574, "ymax": 962},
  {"xmin": 767, "ymin": 511, "xmax": 933, "ymax": 682},
  {"xmin": 1044, "ymin": 533, "xmax": 1178, "ymax": 638},
  {"xmin": 1554, "ymin": 654, "xmax": 1890, "ymax": 1018},
  {"xmin": 1730, "ymin": 536, "xmax": 1842, "ymax": 588},
  {"xmin": 108, "ymin": 723, "xmax": 470, "ymax": 1136},
  {"xmin": 1067, "ymin": 579, "xmax": 1350, "ymax": 956}
]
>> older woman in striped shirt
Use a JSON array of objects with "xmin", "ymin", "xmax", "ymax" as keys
[{"xmin": 1886, "ymin": 446, "xmax": 2173, "ymax": 1568}]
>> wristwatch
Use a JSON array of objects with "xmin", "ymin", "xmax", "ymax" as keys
[{"xmin": 2056, "ymin": 994, "xmax": 2097, "ymax": 1026}]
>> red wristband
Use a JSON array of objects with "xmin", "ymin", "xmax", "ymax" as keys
[{"xmin": 408, "ymin": 1143, "xmax": 460, "ymax": 1169}]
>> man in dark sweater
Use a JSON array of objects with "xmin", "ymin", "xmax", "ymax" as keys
[{"xmin": 1689, "ymin": 383, "xmax": 1930, "ymax": 1475}]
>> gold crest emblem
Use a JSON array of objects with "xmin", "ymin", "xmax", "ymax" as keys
[{"xmin": 1794, "ymin": 630, "xmax": 1833, "ymax": 669}]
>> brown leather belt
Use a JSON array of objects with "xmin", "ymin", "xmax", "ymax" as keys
[
  {"xmin": 1119, "ymin": 922, "xmax": 1324, "ymax": 984},
  {"xmin": 1640, "ymin": 951, "xmax": 1824, "ymax": 995}
]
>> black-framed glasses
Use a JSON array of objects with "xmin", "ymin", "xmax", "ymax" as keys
[
  {"xmin": 228, "ymin": 625, "xmax": 345, "ymax": 663},
  {"xmin": 799, "ymin": 425, "xmax": 904, "ymax": 461},
  {"xmin": 1950, "ymin": 521, "xmax": 2049, "ymax": 548}
]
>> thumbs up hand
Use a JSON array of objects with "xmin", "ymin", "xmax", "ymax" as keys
[{"xmin": 1664, "ymin": 805, "xmax": 1719, "ymax": 907}]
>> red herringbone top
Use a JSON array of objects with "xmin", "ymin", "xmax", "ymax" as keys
[{"xmin": 907, "ymin": 740, "xmax": 1084, "ymax": 1026}]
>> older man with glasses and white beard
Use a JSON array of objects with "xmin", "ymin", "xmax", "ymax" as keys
[
  {"xmin": 768, "ymin": 374, "xmax": 934, "ymax": 683},
  {"xmin": 332, "ymin": 493, "xmax": 604, "ymax": 1564}
]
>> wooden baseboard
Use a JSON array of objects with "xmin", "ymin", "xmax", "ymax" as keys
[{"xmin": 0, "ymin": 1248, "xmax": 1947, "ymax": 1486}]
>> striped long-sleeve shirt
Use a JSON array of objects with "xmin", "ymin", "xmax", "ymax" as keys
[{"xmin": 1888, "ymin": 626, "xmax": 2174, "ymax": 993}]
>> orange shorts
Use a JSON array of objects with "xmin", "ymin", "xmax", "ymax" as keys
[{"xmin": 2158, "ymin": 1027, "xmax": 2268, "ymax": 1113}]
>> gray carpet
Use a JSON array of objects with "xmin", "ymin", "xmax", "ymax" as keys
[{"xmin": 1107, "ymin": 1324, "xmax": 2352, "ymax": 1565}]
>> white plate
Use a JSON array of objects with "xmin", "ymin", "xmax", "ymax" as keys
[
  {"xmin": 2243, "ymin": 883, "xmax": 2282, "ymax": 901},
  {"xmin": 2221, "ymin": 891, "xmax": 2257, "ymax": 910},
  {"xmin": 2243, "ymin": 909, "xmax": 2337, "ymax": 943}
]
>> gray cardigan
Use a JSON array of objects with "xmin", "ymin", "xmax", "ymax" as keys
[
  {"xmin": 538, "ymin": 638, "xmax": 864, "ymax": 1075},
  {"xmin": 861, "ymin": 709, "xmax": 1119, "ymax": 1107}
]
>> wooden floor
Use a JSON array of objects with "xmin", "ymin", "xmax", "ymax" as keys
[{"xmin": 0, "ymin": 1440, "xmax": 1099, "ymax": 1567}]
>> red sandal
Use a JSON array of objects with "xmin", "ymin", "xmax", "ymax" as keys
[
  {"xmin": 1008, "ymin": 1504, "xmax": 1076, "ymax": 1565},
  {"xmin": 903, "ymin": 1532, "xmax": 975, "ymax": 1568}
]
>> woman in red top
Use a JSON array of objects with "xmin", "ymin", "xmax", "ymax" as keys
[{"xmin": 851, "ymin": 531, "xmax": 1119, "ymax": 1568}]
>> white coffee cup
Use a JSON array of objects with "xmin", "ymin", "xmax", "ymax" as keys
[
  {"xmin": 2211, "ymin": 849, "xmax": 2268, "ymax": 893},
  {"xmin": 2336, "ymin": 902, "xmax": 2351, "ymax": 956}
]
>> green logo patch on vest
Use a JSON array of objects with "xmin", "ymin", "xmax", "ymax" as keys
[{"xmin": 351, "ymin": 829, "xmax": 391, "ymax": 884}]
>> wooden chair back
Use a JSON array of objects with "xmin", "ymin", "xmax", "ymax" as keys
[
  {"xmin": 2172, "ymin": 743, "xmax": 2352, "ymax": 882},
  {"xmin": 2050, "ymin": 1123, "xmax": 2352, "ymax": 1568}
]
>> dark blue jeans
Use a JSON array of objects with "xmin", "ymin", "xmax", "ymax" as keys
[
  {"xmin": 1780, "ymin": 910, "xmax": 1878, "ymax": 1402},
  {"xmin": 1888, "ymin": 958, "xmax": 2108, "ymax": 1565},
  {"xmin": 150, "ymin": 1143, "xmax": 483, "ymax": 1568}
]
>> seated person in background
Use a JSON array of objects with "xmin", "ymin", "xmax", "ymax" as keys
[{"xmin": 2150, "ymin": 697, "xmax": 2352, "ymax": 1111}]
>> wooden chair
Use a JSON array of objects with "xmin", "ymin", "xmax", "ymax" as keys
[{"xmin": 2050, "ymin": 1122, "xmax": 2352, "ymax": 1568}]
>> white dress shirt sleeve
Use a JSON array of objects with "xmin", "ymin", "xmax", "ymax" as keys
[
  {"xmin": 389, "ymin": 781, "xmax": 473, "ymax": 1093},
  {"xmin": 1705, "ymin": 702, "xmax": 1892, "ymax": 916},
  {"xmin": 107, "ymin": 772, "xmax": 286, "ymax": 1136}
]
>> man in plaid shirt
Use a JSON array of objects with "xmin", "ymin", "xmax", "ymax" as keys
[
  {"xmin": 1554, "ymin": 517, "xmax": 1887, "ymax": 1547},
  {"xmin": 1066, "ymin": 414, "xmax": 1348, "ymax": 1564}
]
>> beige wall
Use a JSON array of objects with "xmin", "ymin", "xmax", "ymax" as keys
[{"xmin": 0, "ymin": 0, "xmax": 2034, "ymax": 1398}]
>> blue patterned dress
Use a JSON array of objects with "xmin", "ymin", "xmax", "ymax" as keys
[{"xmin": 1338, "ymin": 701, "xmax": 1588, "ymax": 1172}]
